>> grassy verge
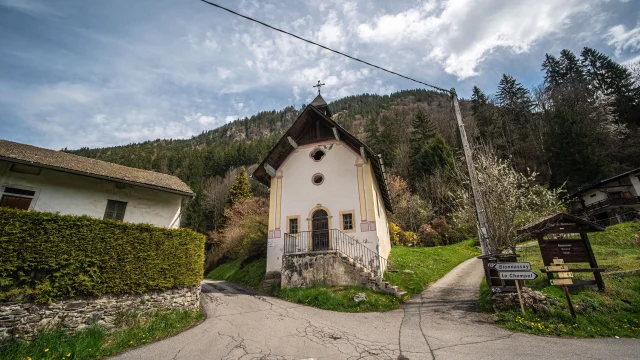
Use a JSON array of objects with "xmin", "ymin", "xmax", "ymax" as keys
[
  {"xmin": 206, "ymin": 258, "xmax": 266, "ymax": 289},
  {"xmin": 276, "ymin": 286, "xmax": 401, "ymax": 312},
  {"xmin": 0, "ymin": 309, "xmax": 204, "ymax": 360},
  {"xmin": 206, "ymin": 240, "xmax": 480, "ymax": 312},
  {"xmin": 483, "ymin": 221, "xmax": 640, "ymax": 338},
  {"xmin": 386, "ymin": 240, "xmax": 481, "ymax": 297}
]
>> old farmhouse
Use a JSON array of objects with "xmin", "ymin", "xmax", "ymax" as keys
[
  {"xmin": 0, "ymin": 139, "xmax": 194, "ymax": 228},
  {"xmin": 570, "ymin": 167, "xmax": 640, "ymax": 225},
  {"xmin": 252, "ymin": 94, "xmax": 399, "ymax": 293}
]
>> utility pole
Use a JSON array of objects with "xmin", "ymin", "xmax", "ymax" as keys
[{"xmin": 451, "ymin": 88, "xmax": 492, "ymax": 255}]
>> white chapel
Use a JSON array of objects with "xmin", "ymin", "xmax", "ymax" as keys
[{"xmin": 252, "ymin": 89, "xmax": 395, "ymax": 290}]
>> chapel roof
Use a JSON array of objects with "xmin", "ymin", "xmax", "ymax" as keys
[
  {"xmin": 310, "ymin": 94, "xmax": 328, "ymax": 108},
  {"xmin": 0, "ymin": 139, "xmax": 194, "ymax": 196},
  {"xmin": 251, "ymin": 104, "xmax": 393, "ymax": 213}
]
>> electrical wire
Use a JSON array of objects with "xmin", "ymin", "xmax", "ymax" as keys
[{"xmin": 198, "ymin": 0, "xmax": 451, "ymax": 94}]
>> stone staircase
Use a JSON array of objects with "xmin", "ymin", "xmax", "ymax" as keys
[
  {"xmin": 336, "ymin": 252, "xmax": 407, "ymax": 298},
  {"xmin": 259, "ymin": 271, "xmax": 282, "ymax": 289}
]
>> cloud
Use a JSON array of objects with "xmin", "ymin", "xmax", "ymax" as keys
[
  {"xmin": 0, "ymin": 0, "xmax": 635, "ymax": 149},
  {"xmin": 357, "ymin": 0, "xmax": 593, "ymax": 79},
  {"xmin": 606, "ymin": 24, "xmax": 640, "ymax": 57},
  {"xmin": 0, "ymin": 0, "xmax": 59, "ymax": 16}
]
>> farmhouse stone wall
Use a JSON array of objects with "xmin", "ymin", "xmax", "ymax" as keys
[
  {"xmin": 281, "ymin": 251, "xmax": 378, "ymax": 289},
  {"xmin": 0, "ymin": 286, "xmax": 200, "ymax": 341}
]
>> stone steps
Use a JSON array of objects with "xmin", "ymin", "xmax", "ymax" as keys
[{"xmin": 336, "ymin": 253, "xmax": 406, "ymax": 298}]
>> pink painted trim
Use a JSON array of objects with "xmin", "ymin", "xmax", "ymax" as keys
[
  {"xmin": 274, "ymin": 229, "xmax": 281, "ymax": 238},
  {"xmin": 268, "ymin": 230, "xmax": 274, "ymax": 239},
  {"xmin": 368, "ymin": 221, "xmax": 376, "ymax": 231},
  {"xmin": 360, "ymin": 222, "xmax": 369, "ymax": 232},
  {"xmin": 311, "ymin": 173, "xmax": 324, "ymax": 186}
]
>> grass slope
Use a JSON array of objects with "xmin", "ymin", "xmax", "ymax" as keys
[
  {"xmin": 206, "ymin": 258, "xmax": 266, "ymax": 289},
  {"xmin": 0, "ymin": 309, "xmax": 204, "ymax": 360},
  {"xmin": 207, "ymin": 240, "xmax": 480, "ymax": 312},
  {"xmin": 483, "ymin": 221, "xmax": 640, "ymax": 338},
  {"xmin": 386, "ymin": 240, "xmax": 480, "ymax": 297}
]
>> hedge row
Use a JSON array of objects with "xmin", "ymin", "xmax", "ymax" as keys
[{"xmin": 0, "ymin": 207, "xmax": 205, "ymax": 303}]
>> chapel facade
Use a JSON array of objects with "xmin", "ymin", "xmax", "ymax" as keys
[{"xmin": 252, "ymin": 93, "xmax": 395, "ymax": 290}]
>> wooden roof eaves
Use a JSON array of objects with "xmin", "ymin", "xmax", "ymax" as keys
[
  {"xmin": 517, "ymin": 212, "xmax": 605, "ymax": 235},
  {"xmin": 251, "ymin": 105, "xmax": 394, "ymax": 213}
]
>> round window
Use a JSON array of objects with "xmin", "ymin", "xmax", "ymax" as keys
[
  {"xmin": 310, "ymin": 148, "xmax": 326, "ymax": 161},
  {"xmin": 312, "ymin": 173, "xmax": 324, "ymax": 185}
]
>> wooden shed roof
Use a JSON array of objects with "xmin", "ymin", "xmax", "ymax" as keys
[
  {"xmin": 518, "ymin": 212, "xmax": 605, "ymax": 235},
  {"xmin": 252, "ymin": 104, "xmax": 393, "ymax": 213}
]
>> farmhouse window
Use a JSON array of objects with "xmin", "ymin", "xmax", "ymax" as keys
[
  {"xmin": 342, "ymin": 213, "xmax": 353, "ymax": 230},
  {"xmin": 0, "ymin": 187, "xmax": 36, "ymax": 210},
  {"xmin": 104, "ymin": 200, "xmax": 127, "ymax": 221}
]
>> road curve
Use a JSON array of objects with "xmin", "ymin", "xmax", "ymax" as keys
[{"xmin": 111, "ymin": 258, "xmax": 639, "ymax": 359}]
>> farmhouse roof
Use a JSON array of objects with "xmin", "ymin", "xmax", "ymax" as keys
[
  {"xmin": 252, "ymin": 104, "xmax": 393, "ymax": 213},
  {"xmin": 518, "ymin": 212, "xmax": 605, "ymax": 235},
  {"xmin": 570, "ymin": 166, "xmax": 640, "ymax": 198},
  {"xmin": 0, "ymin": 139, "xmax": 194, "ymax": 197}
]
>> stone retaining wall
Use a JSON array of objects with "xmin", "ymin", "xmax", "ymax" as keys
[
  {"xmin": 282, "ymin": 251, "xmax": 376, "ymax": 288},
  {"xmin": 0, "ymin": 286, "xmax": 200, "ymax": 341}
]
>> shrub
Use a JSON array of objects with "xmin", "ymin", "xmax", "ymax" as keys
[
  {"xmin": 205, "ymin": 197, "xmax": 268, "ymax": 268},
  {"xmin": 417, "ymin": 224, "xmax": 440, "ymax": 247},
  {"xmin": 0, "ymin": 208, "xmax": 205, "ymax": 303}
]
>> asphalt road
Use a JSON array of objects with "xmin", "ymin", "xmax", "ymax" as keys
[{"xmin": 111, "ymin": 258, "xmax": 639, "ymax": 359}]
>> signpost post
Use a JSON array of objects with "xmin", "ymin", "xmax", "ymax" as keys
[
  {"xmin": 494, "ymin": 262, "xmax": 535, "ymax": 315},
  {"xmin": 547, "ymin": 259, "xmax": 576, "ymax": 318}
]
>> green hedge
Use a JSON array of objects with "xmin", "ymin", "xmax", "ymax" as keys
[{"xmin": 0, "ymin": 207, "xmax": 205, "ymax": 303}]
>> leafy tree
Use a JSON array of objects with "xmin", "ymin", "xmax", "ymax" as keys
[{"xmin": 227, "ymin": 167, "xmax": 252, "ymax": 207}]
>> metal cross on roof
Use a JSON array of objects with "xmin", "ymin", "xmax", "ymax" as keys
[{"xmin": 313, "ymin": 80, "xmax": 325, "ymax": 95}]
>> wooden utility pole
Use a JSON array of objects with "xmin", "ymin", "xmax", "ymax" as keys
[{"xmin": 451, "ymin": 88, "xmax": 492, "ymax": 255}]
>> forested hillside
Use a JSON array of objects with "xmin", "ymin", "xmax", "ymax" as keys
[{"xmin": 69, "ymin": 47, "xmax": 640, "ymax": 236}]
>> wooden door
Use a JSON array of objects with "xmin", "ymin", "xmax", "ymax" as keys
[{"xmin": 311, "ymin": 209, "xmax": 329, "ymax": 251}]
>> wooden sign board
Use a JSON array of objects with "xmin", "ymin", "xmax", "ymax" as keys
[
  {"xmin": 545, "ymin": 265, "xmax": 569, "ymax": 271},
  {"xmin": 550, "ymin": 279, "xmax": 573, "ymax": 286},
  {"xmin": 493, "ymin": 262, "xmax": 531, "ymax": 271},
  {"xmin": 558, "ymin": 272, "xmax": 574, "ymax": 278},
  {"xmin": 499, "ymin": 271, "xmax": 538, "ymax": 280},
  {"xmin": 552, "ymin": 258, "xmax": 564, "ymax": 264},
  {"xmin": 540, "ymin": 239, "xmax": 590, "ymax": 264}
]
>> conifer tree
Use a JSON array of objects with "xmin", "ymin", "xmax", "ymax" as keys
[
  {"xmin": 364, "ymin": 116, "xmax": 380, "ymax": 150},
  {"xmin": 227, "ymin": 167, "xmax": 252, "ymax": 207},
  {"xmin": 410, "ymin": 109, "xmax": 436, "ymax": 153}
]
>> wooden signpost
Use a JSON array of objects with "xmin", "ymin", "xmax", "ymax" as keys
[
  {"xmin": 518, "ymin": 213, "xmax": 606, "ymax": 291},
  {"xmin": 548, "ymin": 259, "xmax": 576, "ymax": 318},
  {"xmin": 494, "ymin": 261, "xmax": 535, "ymax": 315},
  {"xmin": 517, "ymin": 213, "xmax": 608, "ymax": 319}
]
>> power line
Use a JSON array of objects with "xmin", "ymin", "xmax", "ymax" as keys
[{"xmin": 198, "ymin": 0, "xmax": 451, "ymax": 94}]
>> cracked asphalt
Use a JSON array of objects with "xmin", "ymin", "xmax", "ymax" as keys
[{"xmin": 111, "ymin": 258, "xmax": 639, "ymax": 359}]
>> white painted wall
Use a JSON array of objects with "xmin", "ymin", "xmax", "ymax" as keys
[
  {"xmin": 266, "ymin": 141, "xmax": 390, "ymax": 273},
  {"xmin": 581, "ymin": 190, "xmax": 608, "ymax": 206},
  {"xmin": 0, "ymin": 160, "xmax": 183, "ymax": 228}
]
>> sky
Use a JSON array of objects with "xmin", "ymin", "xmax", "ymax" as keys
[{"xmin": 0, "ymin": 0, "xmax": 638, "ymax": 150}]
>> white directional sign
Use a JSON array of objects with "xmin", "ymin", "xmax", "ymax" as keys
[
  {"xmin": 493, "ymin": 262, "xmax": 531, "ymax": 271},
  {"xmin": 499, "ymin": 271, "xmax": 538, "ymax": 280}
]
